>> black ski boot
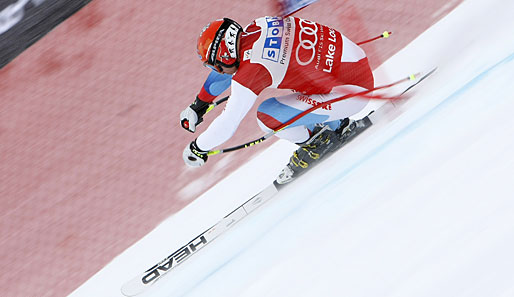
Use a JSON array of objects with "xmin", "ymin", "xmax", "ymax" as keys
[
  {"xmin": 275, "ymin": 116, "xmax": 373, "ymax": 186},
  {"xmin": 276, "ymin": 120, "xmax": 349, "ymax": 185},
  {"xmin": 336, "ymin": 116, "xmax": 372, "ymax": 144}
]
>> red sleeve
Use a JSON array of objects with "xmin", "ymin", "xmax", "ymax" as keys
[{"xmin": 197, "ymin": 85, "xmax": 217, "ymax": 103}]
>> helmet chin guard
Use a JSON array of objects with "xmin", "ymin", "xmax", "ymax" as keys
[{"xmin": 197, "ymin": 18, "xmax": 242, "ymax": 72}]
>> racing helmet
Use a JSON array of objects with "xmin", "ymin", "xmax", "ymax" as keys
[{"xmin": 197, "ymin": 18, "xmax": 242, "ymax": 72}]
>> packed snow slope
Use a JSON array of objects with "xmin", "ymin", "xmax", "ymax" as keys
[{"xmin": 71, "ymin": 0, "xmax": 514, "ymax": 296}]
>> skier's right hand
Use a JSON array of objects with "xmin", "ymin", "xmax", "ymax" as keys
[
  {"xmin": 183, "ymin": 139, "xmax": 208, "ymax": 167},
  {"xmin": 180, "ymin": 96, "xmax": 210, "ymax": 133}
]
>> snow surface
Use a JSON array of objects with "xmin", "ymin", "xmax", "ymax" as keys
[{"xmin": 70, "ymin": 0, "xmax": 514, "ymax": 296}]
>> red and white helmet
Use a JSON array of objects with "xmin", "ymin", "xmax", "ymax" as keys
[{"xmin": 197, "ymin": 18, "xmax": 242, "ymax": 72}]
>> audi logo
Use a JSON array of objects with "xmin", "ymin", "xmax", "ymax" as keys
[{"xmin": 295, "ymin": 19, "xmax": 318, "ymax": 66}]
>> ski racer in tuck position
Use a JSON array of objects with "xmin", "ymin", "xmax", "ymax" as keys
[{"xmin": 180, "ymin": 16, "xmax": 375, "ymax": 182}]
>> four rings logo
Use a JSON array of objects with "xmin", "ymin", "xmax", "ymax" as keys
[{"xmin": 295, "ymin": 19, "xmax": 318, "ymax": 66}]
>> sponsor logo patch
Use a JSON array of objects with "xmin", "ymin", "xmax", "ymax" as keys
[
  {"xmin": 262, "ymin": 17, "xmax": 284, "ymax": 62},
  {"xmin": 296, "ymin": 94, "xmax": 332, "ymax": 110}
]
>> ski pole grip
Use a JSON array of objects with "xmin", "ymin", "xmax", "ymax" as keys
[
  {"xmin": 181, "ymin": 119, "xmax": 191, "ymax": 130},
  {"xmin": 181, "ymin": 118, "xmax": 203, "ymax": 132}
]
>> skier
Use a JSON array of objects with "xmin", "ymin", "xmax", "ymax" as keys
[{"xmin": 181, "ymin": 16, "xmax": 374, "ymax": 180}]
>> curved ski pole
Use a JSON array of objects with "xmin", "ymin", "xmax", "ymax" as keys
[
  {"xmin": 207, "ymin": 72, "xmax": 422, "ymax": 156},
  {"xmin": 273, "ymin": 72, "xmax": 423, "ymax": 131}
]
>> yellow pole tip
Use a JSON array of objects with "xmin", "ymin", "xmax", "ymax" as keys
[
  {"xmin": 207, "ymin": 150, "xmax": 220, "ymax": 156},
  {"xmin": 383, "ymin": 31, "xmax": 390, "ymax": 38},
  {"xmin": 409, "ymin": 74, "xmax": 416, "ymax": 81}
]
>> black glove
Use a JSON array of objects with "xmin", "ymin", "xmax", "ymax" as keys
[
  {"xmin": 180, "ymin": 96, "xmax": 211, "ymax": 133},
  {"xmin": 183, "ymin": 139, "xmax": 209, "ymax": 167}
]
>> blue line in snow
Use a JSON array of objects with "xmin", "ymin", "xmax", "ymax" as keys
[{"xmin": 324, "ymin": 51, "xmax": 514, "ymax": 189}]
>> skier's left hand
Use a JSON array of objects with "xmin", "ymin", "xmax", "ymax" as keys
[
  {"xmin": 183, "ymin": 140, "xmax": 208, "ymax": 167},
  {"xmin": 180, "ymin": 97, "xmax": 211, "ymax": 133}
]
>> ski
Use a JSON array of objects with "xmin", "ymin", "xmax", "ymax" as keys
[
  {"xmin": 121, "ymin": 119, "xmax": 372, "ymax": 297},
  {"xmin": 120, "ymin": 68, "xmax": 436, "ymax": 296},
  {"xmin": 120, "ymin": 185, "xmax": 278, "ymax": 296}
]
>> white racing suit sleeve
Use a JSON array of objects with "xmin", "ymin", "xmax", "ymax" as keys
[{"xmin": 196, "ymin": 80, "xmax": 258, "ymax": 151}]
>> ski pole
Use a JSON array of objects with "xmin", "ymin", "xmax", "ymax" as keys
[
  {"xmin": 272, "ymin": 72, "xmax": 420, "ymax": 132},
  {"xmin": 207, "ymin": 72, "xmax": 421, "ymax": 156},
  {"xmin": 357, "ymin": 31, "xmax": 392, "ymax": 45},
  {"xmin": 205, "ymin": 96, "xmax": 229, "ymax": 113},
  {"xmin": 188, "ymin": 96, "xmax": 230, "ymax": 128}
]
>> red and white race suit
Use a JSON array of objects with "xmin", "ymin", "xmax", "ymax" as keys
[{"xmin": 196, "ymin": 16, "xmax": 374, "ymax": 150}]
